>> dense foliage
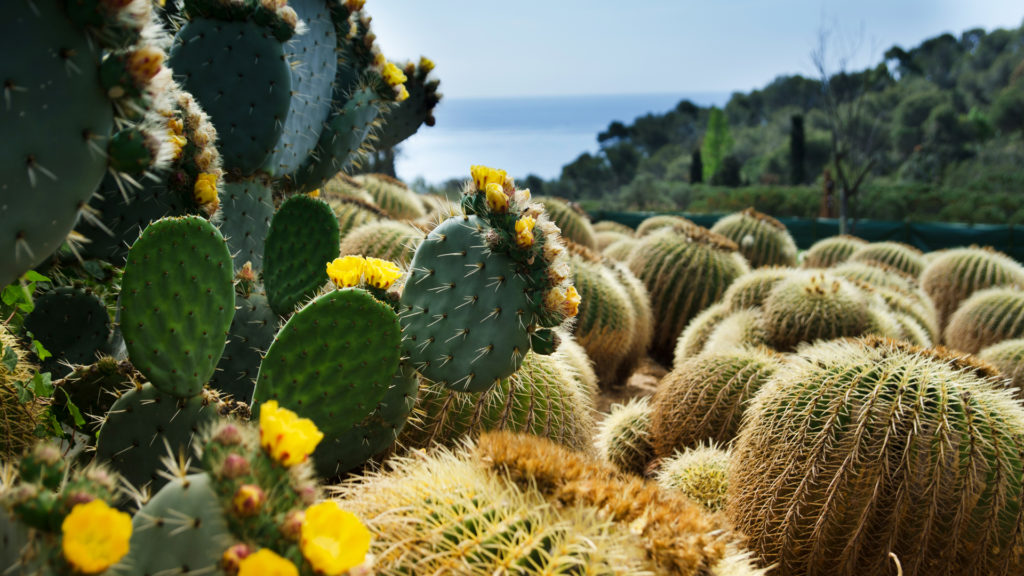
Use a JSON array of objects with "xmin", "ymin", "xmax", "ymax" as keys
[{"xmin": 429, "ymin": 23, "xmax": 1024, "ymax": 223}]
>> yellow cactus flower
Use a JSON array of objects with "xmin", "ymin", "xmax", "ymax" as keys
[
  {"xmin": 515, "ymin": 216, "xmax": 536, "ymax": 248},
  {"xmin": 419, "ymin": 56, "xmax": 435, "ymax": 73},
  {"xmin": 308, "ymin": 189, "xmax": 321, "ymax": 198},
  {"xmin": 395, "ymin": 85, "xmax": 410, "ymax": 102},
  {"xmin": 238, "ymin": 548, "xmax": 299, "ymax": 576},
  {"xmin": 259, "ymin": 400, "xmax": 324, "ymax": 467},
  {"xmin": 193, "ymin": 172, "xmax": 219, "ymax": 206},
  {"xmin": 167, "ymin": 132, "xmax": 188, "ymax": 161},
  {"xmin": 61, "ymin": 500, "xmax": 132, "ymax": 574},
  {"xmin": 485, "ymin": 182, "xmax": 508, "ymax": 213},
  {"xmin": 167, "ymin": 117, "xmax": 184, "ymax": 136},
  {"xmin": 128, "ymin": 46, "xmax": 164, "ymax": 84},
  {"xmin": 363, "ymin": 258, "xmax": 403, "ymax": 289},
  {"xmin": 381, "ymin": 62, "xmax": 407, "ymax": 87},
  {"xmin": 300, "ymin": 502, "xmax": 372, "ymax": 576},
  {"xmin": 326, "ymin": 255, "xmax": 366, "ymax": 288},
  {"xmin": 563, "ymin": 285, "xmax": 581, "ymax": 317},
  {"xmin": 470, "ymin": 165, "xmax": 508, "ymax": 192}
]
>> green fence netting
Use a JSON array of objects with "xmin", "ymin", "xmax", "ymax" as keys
[{"xmin": 590, "ymin": 211, "xmax": 1024, "ymax": 262}]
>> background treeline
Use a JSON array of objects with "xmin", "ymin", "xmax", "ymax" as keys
[{"xmin": 419, "ymin": 22, "xmax": 1024, "ymax": 224}]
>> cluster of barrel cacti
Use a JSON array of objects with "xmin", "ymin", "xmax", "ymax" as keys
[{"xmin": 7, "ymin": 3, "xmax": 1024, "ymax": 574}]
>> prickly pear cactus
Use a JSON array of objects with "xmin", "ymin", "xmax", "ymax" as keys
[
  {"xmin": 252, "ymin": 287, "xmax": 402, "ymax": 476},
  {"xmin": 2, "ymin": 0, "xmax": 175, "ymax": 285},
  {"xmin": 210, "ymin": 289, "xmax": 278, "ymax": 405},
  {"xmin": 371, "ymin": 57, "xmax": 442, "ymax": 151},
  {"xmin": 263, "ymin": 195, "xmax": 340, "ymax": 315},
  {"xmin": 217, "ymin": 178, "xmax": 275, "ymax": 271},
  {"xmin": 400, "ymin": 167, "xmax": 578, "ymax": 392},
  {"xmin": 95, "ymin": 383, "xmax": 224, "ymax": 490},
  {"xmin": 23, "ymin": 286, "xmax": 111, "ymax": 378},
  {"xmin": 168, "ymin": 3, "xmax": 297, "ymax": 175},
  {"xmin": 120, "ymin": 216, "xmax": 234, "ymax": 398}
]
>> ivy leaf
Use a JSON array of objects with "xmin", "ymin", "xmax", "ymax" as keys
[
  {"xmin": 22, "ymin": 271, "xmax": 50, "ymax": 283},
  {"xmin": 58, "ymin": 388, "xmax": 86, "ymax": 428},
  {"xmin": 31, "ymin": 372, "xmax": 53, "ymax": 397},
  {"xmin": 29, "ymin": 337, "xmax": 51, "ymax": 362},
  {"xmin": 2, "ymin": 345, "xmax": 18, "ymax": 372}
]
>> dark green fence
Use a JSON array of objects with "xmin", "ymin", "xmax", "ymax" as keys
[{"xmin": 590, "ymin": 211, "xmax": 1024, "ymax": 262}]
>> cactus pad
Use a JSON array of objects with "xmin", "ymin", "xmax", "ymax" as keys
[
  {"xmin": 217, "ymin": 178, "xmax": 275, "ymax": 271},
  {"xmin": 120, "ymin": 216, "xmax": 235, "ymax": 397},
  {"xmin": 1, "ymin": 1, "xmax": 114, "ymax": 286},
  {"xmin": 23, "ymin": 287, "xmax": 110, "ymax": 378},
  {"xmin": 95, "ymin": 384, "xmax": 222, "ymax": 491},
  {"xmin": 169, "ymin": 18, "xmax": 291, "ymax": 174},
  {"xmin": 210, "ymin": 292, "xmax": 278, "ymax": 404},
  {"xmin": 400, "ymin": 216, "xmax": 535, "ymax": 391},
  {"xmin": 253, "ymin": 288, "xmax": 402, "ymax": 476},
  {"xmin": 263, "ymin": 195, "xmax": 340, "ymax": 315}
]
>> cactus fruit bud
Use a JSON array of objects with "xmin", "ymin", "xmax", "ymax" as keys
[
  {"xmin": 232, "ymin": 484, "xmax": 266, "ymax": 517},
  {"xmin": 221, "ymin": 544, "xmax": 253, "ymax": 576},
  {"xmin": 221, "ymin": 453, "xmax": 251, "ymax": 479},
  {"xmin": 213, "ymin": 424, "xmax": 245, "ymax": 446},
  {"xmin": 281, "ymin": 510, "xmax": 305, "ymax": 541}
]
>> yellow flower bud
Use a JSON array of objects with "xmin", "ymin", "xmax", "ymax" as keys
[
  {"xmin": 515, "ymin": 216, "xmax": 536, "ymax": 248},
  {"xmin": 470, "ymin": 165, "xmax": 507, "ymax": 192},
  {"xmin": 326, "ymin": 255, "xmax": 366, "ymax": 288},
  {"xmin": 300, "ymin": 502, "xmax": 372, "ymax": 576},
  {"xmin": 485, "ymin": 182, "xmax": 508, "ymax": 213},
  {"xmin": 419, "ymin": 56, "xmax": 435, "ymax": 73},
  {"xmin": 259, "ymin": 400, "xmax": 324, "ymax": 467},
  {"xmin": 308, "ymin": 189, "xmax": 321, "ymax": 198},
  {"xmin": 167, "ymin": 132, "xmax": 187, "ymax": 161},
  {"xmin": 381, "ymin": 61, "xmax": 408, "ymax": 87},
  {"xmin": 193, "ymin": 172, "xmax": 219, "ymax": 206},
  {"xmin": 363, "ymin": 257, "xmax": 403, "ymax": 289},
  {"xmin": 563, "ymin": 285, "xmax": 581, "ymax": 317},
  {"xmin": 61, "ymin": 500, "xmax": 132, "ymax": 574}
]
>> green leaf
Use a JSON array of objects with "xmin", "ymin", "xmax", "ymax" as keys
[
  {"xmin": 57, "ymin": 387, "xmax": 87, "ymax": 428},
  {"xmin": 30, "ymin": 338, "xmax": 51, "ymax": 362},
  {"xmin": 31, "ymin": 372, "xmax": 53, "ymax": 397},
  {"xmin": 13, "ymin": 380, "xmax": 33, "ymax": 403},
  {"xmin": 2, "ymin": 345, "xmax": 18, "ymax": 372},
  {"xmin": 2, "ymin": 284, "xmax": 23, "ymax": 307},
  {"xmin": 23, "ymin": 271, "xmax": 50, "ymax": 283}
]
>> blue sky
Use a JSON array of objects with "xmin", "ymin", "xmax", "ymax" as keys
[{"xmin": 369, "ymin": 0, "xmax": 1024, "ymax": 98}]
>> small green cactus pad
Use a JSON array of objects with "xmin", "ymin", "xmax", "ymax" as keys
[
  {"xmin": 121, "ymin": 473, "xmax": 232, "ymax": 576},
  {"xmin": 169, "ymin": 18, "xmax": 291, "ymax": 174},
  {"xmin": 120, "ymin": 216, "xmax": 235, "ymax": 398},
  {"xmin": 1, "ymin": 0, "xmax": 114, "ymax": 286},
  {"xmin": 400, "ymin": 216, "xmax": 535, "ymax": 392},
  {"xmin": 373, "ymin": 60, "xmax": 441, "ymax": 150},
  {"xmin": 95, "ymin": 384, "xmax": 222, "ymax": 491},
  {"xmin": 292, "ymin": 88, "xmax": 381, "ymax": 193},
  {"xmin": 210, "ymin": 292, "xmax": 278, "ymax": 404},
  {"xmin": 218, "ymin": 178, "xmax": 275, "ymax": 271},
  {"xmin": 328, "ymin": 365, "xmax": 420, "ymax": 474},
  {"xmin": 262, "ymin": 0, "xmax": 337, "ymax": 177},
  {"xmin": 264, "ymin": 195, "xmax": 340, "ymax": 315},
  {"xmin": 23, "ymin": 287, "xmax": 111, "ymax": 378},
  {"xmin": 253, "ymin": 288, "xmax": 402, "ymax": 477}
]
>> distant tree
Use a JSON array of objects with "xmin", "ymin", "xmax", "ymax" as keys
[
  {"xmin": 712, "ymin": 155, "xmax": 743, "ymax": 187},
  {"xmin": 690, "ymin": 149, "xmax": 703, "ymax": 183},
  {"xmin": 521, "ymin": 174, "xmax": 547, "ymax": 195},
  {"xmin": 991, "ymin": 80, "xmax": 1024, "ymax": 134},
  {"xmin": 790, "ymin": 114, "xmax": 806, "ymax": 184},
  {"xmin": 701, "ymin": 107, "xmax": 733, "ymax": 182},
  {"xmin": 812, "ymin": 23, "xmax": 887, "ymax": 234},
  {"xmin": 597, "ymin": 121, "xmax": 631, "ymax": 144}
]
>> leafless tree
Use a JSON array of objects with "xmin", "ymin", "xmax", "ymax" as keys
[{"xmin": 812, "ymin": 22, "xmax": 886, "ymax": 234}]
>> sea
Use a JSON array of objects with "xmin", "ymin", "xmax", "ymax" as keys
[{"xmin": 394, "ymin": 92, "xmax": 731, "ymax": 185}]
